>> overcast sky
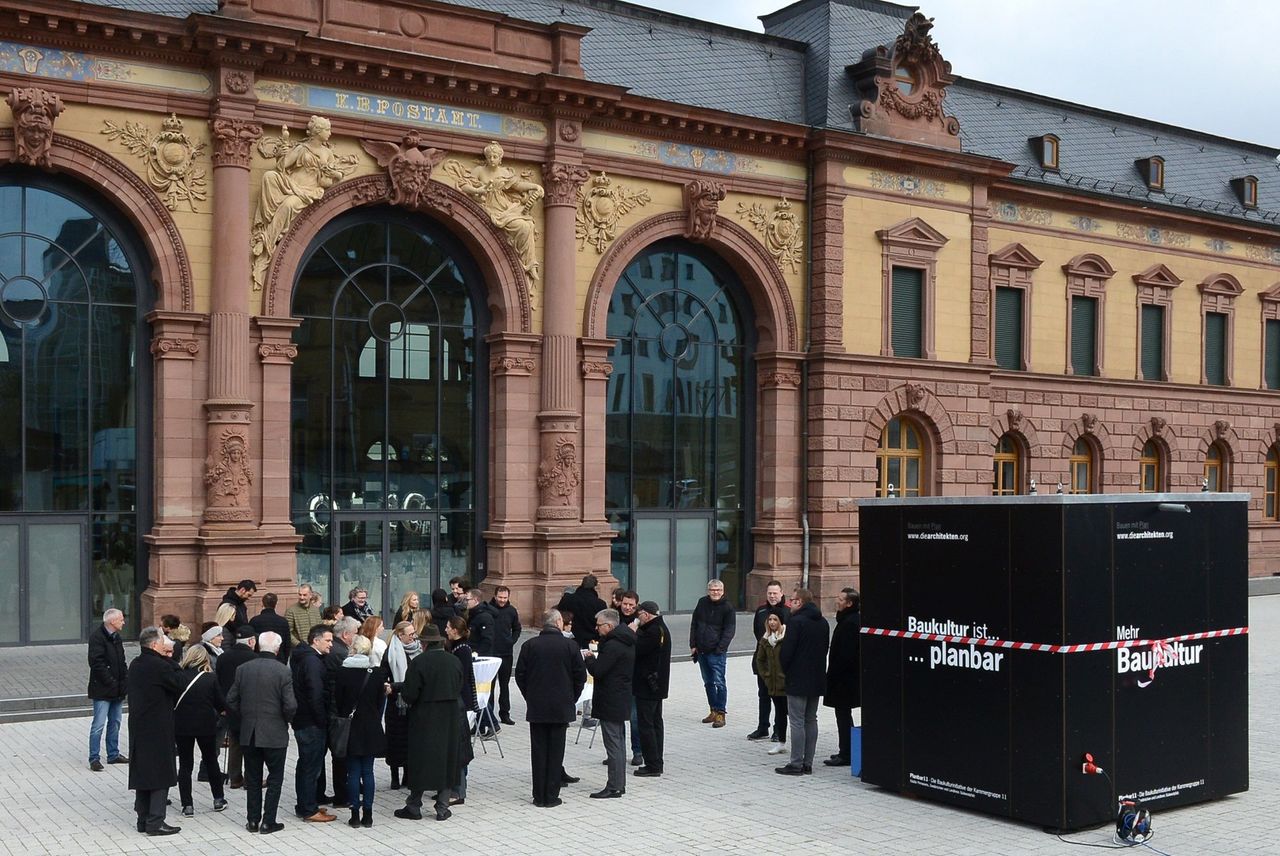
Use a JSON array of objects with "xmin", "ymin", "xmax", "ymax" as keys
[{"xmin": 636, "ymin": 0, "xmax": 1280, "ymax": 150}]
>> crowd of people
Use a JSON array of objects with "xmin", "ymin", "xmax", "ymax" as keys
[{"xmin": 85, "ymin": 573, "xmax": 860, "ymax": 836}]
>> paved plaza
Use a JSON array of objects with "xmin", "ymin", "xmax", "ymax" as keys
[{"xmin": 0, "ymin": 597, "xmax": 1276, "ymax": 855}]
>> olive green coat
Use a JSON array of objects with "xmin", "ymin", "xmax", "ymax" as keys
[{"xmin": 754, "ymin": 634, "xmax": 787, "ymax": 697}]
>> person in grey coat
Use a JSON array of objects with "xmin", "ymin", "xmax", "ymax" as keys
[{"xmin": 226, "ymin": 631, "xmax": 297, "ymax": 834}]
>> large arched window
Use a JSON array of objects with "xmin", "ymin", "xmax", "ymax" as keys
[
  {"xmin": 1204, "ymin": 441, "xmax": 1229, "ymax": 491},
  {"xmin": 1138, "ymin": 440, "xmax": 1165, "ymax": 493},
  {"xmin": 1069, "ymin": 436, "xmax": 1098, "ymax": 494},
  {"xmin": 0, "ymin": 174, "xmax": 150, "ymax": 644},
  {"xmin": 877, "ymin": 417, "xmax": 925, "ymax": 497},
  {"xmin": 290, "ymin": 210, "xmax": 484, "ymax": 618},
  {"xmin": 605, "ymin": 241, "xmax": 751, "ymax": 611},
  {"xmin": 992, "ymin": 433, "xmax": 1022, "ymax": 496}
]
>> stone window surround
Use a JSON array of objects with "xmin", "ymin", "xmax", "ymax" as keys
[
  {"xmin": 1199, "ymin": 273, "xmax": 1243, "ymax": 386},
  {"xmin": 1258, "ymin": 283, "xmax": 1280, "ymax": 389},
  {"xmin": 1132, "ymin": 263, "xmax": 1181, "ymax": 382},
  {"xmin": 877, "ymin": 218, "xmax": 948, "ymax": 361},
  {"xmin": 1063, "ymin": 253, "xmax": 1115, "ymax": 376},
  {"xmin": 989, "ymin": 243, "xmax": 1043, "ymax": 372}
]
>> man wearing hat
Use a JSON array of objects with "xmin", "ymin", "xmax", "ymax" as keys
[
  {"xmin": 394, "ymin": 624, "xmax": 466, "ymax": 822},
  {"xmin": 632, "ymin": 601, "xmax": 671, "ymax": 777},
  {"xmin": 215, "ymin": 625, "xmax": 258, "ymax": 788}
]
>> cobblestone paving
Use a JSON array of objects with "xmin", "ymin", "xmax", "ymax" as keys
[{"xmin": 0, "ymin": 599, "xmax": 1275, "ymax": 855}]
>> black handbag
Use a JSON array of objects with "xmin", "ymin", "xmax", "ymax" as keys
[{"xmin": 328, "ymin": 668, "xmax": 373, "ymax": 759}]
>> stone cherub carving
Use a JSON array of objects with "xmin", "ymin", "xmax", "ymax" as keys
[
  {"xmin": 204, "ymin": 432, "xmax": 254, "ymax": 509},
  {"xmin": 5, "ymin": 87, "xmax": 64, "ymax": 168},
  {"xmin": 442, "ymin": 141, "xmax": 544, "ymax": 282},
  {"xmin": 251, "ymin": 116, "xmax": 357, "ymax": 290}
]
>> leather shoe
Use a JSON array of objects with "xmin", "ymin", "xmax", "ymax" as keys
[
  {"xmin": 245, "ymin": 822, "xmax": 259, "ymax": 833},
  {"xmin": 634, "ymin": 766, "xmax": 662, "ymax": 777},
  {"xmin": 560, "ymin": 774, "xmax": 580, "ymax": 784},
  {"xmin": 802, "ymin": 764, "xmax": 813, "ymax": 774},
  {"xmin": 146, "ymin": 824, "xmax": 181, "ymax": 836},
  {"xmin": 228, "ymin": 776, "xmax": 244, "ymax": 789},
  {"xmin": 600, "ymin": 758, "xmax": 609, "ymax": 765},
  {"xmin": 589, "ymin": 788, "xmax": 623, "ymax": 799},
  {"xmin": 303, "ymin": 810, "xmax": 336, "ymax": 823},
  {"xmin": 746, "ymin": 728, "xmax": 770, "ymax": 740},
  {"xmin": 542, "ymin": 798, "xmax": 563, "ymax": 808},
  {"xmin": 135, "ymin": 820, "xmax": 145, "ymax": 833},
  {"xmin": 89, "ymin": 760, "xmax": 104, "ymax": 772},
  {"xmin": 775, "ymin": 765, "xmax": 805, "ymax": 776},
  {"xmin": 393, "ymin": 807, "xmax": 422, "ymax": 820},
  {"xmin": 107, "ymin": 755, "xmax": 129, "ymax": 764},
  {"xmin": 823, "ymin": 756, "xmax": 850, "ymax": 767},
  {"xmin": 448, "ymin": 796, "xmax": 465, "ymax": 806},
  {"xmin": 500, "ymin": 716, "xmax": 516, "ymax": 726},
  {"xmin": 181, "ymin": 805, "xmax": 194, "ymax": 818},
  {"xmin": 260, "ymin": 822, "xmax": 285, "ymax": 835},
  {"xmin": 435, "ymin": 807, "xmax": 452, "ymax": 821}
]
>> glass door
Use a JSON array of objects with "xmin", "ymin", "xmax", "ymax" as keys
[
  {"xmin": 633, "ymin": 512, "xmax": 712, "ymax": 614},
  {"xmin": 332, "ymin": 512, "xmax": 436, "ymax": 626},
  {"xmin": 0, "ymin": 516, "xmax": 87, "ymax": 645}
]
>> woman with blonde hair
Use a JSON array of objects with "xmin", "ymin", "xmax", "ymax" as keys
[
  {"xmin": 358, "ymin": 615, "xmax": 387, "ymax": 667},
  {"xmin": 214, "ymin": 602, "xmax": 238, "ymax": 638},
  {"xmin": 383, "ymin": 621, "xmax": 419, "ymax": 790},
  {"xmin": 335, "ymin": 634, "xmax": 387, "ymax": 827},
  {"xmin": 173, "ymin": 645, "xmax": 228, "ymax": 816},
  {"xmin": 411, "ymin": 608, "xmax": 431, "ymax": 639},
  {"xmin": 393, "ymin": 591, "xmax": 419, "ymax": 626},
  {"xmin": 754, "ymin": 612, "xmax": 788, "ymax": 755}
]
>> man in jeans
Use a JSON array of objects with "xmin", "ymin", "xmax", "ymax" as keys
[
  {"xmin": 689, "ymin": 579, "xmax": 735, "ymax": 727},
  {"xmin": 776, "ymin": 589, "xmax": 830, "ymax": 776},
  {"xmin": 87, "ymin": 608, "xmax": 130, "ymax": 771},
  {"xmin": 291, "ymin": 624, "xmax": 336, "ymax": 822}
]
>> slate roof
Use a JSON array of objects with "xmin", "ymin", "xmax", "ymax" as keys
[{"xmin": 82, "ymin": 0, "xmax": 213, "ymax": 14}]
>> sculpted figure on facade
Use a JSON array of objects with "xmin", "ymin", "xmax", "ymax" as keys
[
  {"xmin": 251, "ymin": 116, "xmax": 357, "ymax": 290},
  {"xmin": 5, "ymin": 87, "xmax": 64, "ymax": 168},
  {"xmin": 684, "ymin": 178, "xmax": 725, "ymax": 242},
  {"xmin": 101, "ymin": 113, "xmax": 208, "ymax": 212},
  {"xmin": 576, "ymin": 171, "xmax": 651, "ymax": 253},
  {"xmin": 536, "ymin": 435, "xmax": 581, "ymax": 507},
  {"xmin": 737, "ymin": 197, "xmax": 804, "ymax": 274},
  {"xmin": 359, "ymin": 131, "xmax": 451, "ymax": 212},
  {"xmin": 443, "ymin": 141, "xmax": 544, "ymax": 282},
  {"xmin": 204, "ymin": 431, "xmax": 254, "ymax": 510}
]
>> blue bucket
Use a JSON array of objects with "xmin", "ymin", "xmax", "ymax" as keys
[{"xmin": 850, "ymin": 725, "xmax": 862, "ymax": 777}]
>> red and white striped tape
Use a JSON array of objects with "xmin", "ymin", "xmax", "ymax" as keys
[{"xmin": 860, "ymin": 625, "xmax": 1248, "ymax": 654}]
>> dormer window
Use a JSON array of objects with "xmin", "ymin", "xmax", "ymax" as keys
[
  {"xmin": 1232, "ymin": 175, "xmax": 1259, "ymax": 210},
  {"xmin": 1136, "ymin": 156, "xmax": 1165, "ymax": 191},
  {"xmin": 1030, "ymin": 134, "xmax": 1060, "ymax": 171},
  {"xmin": 894, "ymin": 64, "xmax": 918, "ymax": 95}
]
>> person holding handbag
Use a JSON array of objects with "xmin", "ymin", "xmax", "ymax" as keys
[
  {"xmin": 173, "ymin": 645, "xmax": 228, "ymax": 817},
  {"xmin": 334, "ymin": 634, "xmax": 388, "ymax": 828}
]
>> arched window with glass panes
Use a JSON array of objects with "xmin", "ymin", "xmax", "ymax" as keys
[
  {"xmin": 1069, "ymin": 436, "xmax": 1098, "ymax": 494},
  {"xmin": 876, "ymin": 417, "xmax": 926, "ymax": 497},
  {"xmin": 1204, "ymin": 441, "xmax": 1229, "ymax": 491},
  {"xmin": 1138, "ymin": 440, "xmax": 1165, "ymax": 493},
  {"xmin": 993, "ymin": 434, "xmax": 1021, "ymax": 495}
]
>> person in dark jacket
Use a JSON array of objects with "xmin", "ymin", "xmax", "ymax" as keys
[
  {"xmin": 291, "ymin": 624, "xmax": 336, "ymax": 823},
  {"xmin": 220, "ymin": 579, "xmax": 257, "ymax": 631},
  {"xmin": 334, "ymin": 634, "xmax": 387, "ymax": 827},
  {"xmin": 689, "ymin": 578, "xmax": 736, "ymax": 727},
  {"xmin": 87, "ymin": 608, "xmax": 129, "ymax": 771},
  {"xmin": 556, "ymin": 575, "xmax": 606, "ymax": 649},
  {"xmin": 213, "ymin": 626, "xmax": 257, "ymax": 788},
  {"xmin": 127, "ymin": 627, "xmax": 185, "ymax": 836},
  {"xmin": 776, "ymin": 589, "xmax": 830, "ymax": 775},
  {"xmin": 465, "ymin": 588, "xmax": 497, "ymax": 657},
  {"xmin": 823, "ymin": 587, "xmax": 861, "ymax": 767},
  {"xmin": 250, "ymin": 592, "xmax": 292, "ymax": 663},
  {"xmin": 342, "ymin": 586, "xmax": 375, "ymax": 623},
  {"xmin": 748, "ymin": 580, "xmax": 791, "ymax": 740},
  {"xmin": 226, "ymin": 631, "xmax": 297, "ymax": 835},
  {"xmin": 444, "ymin": 616, "xmax": 479, "ymax": 805},
  {"xmin": 160, "ymin": 614, "xmax": 187, "ymax": 664},
  {"xmin": 489, "ymin": 586, "xmax": 522, "ymax": 725},
  {"xmin": 173, "ymin": 645, "xmax": 227, "ymax": 816},
  {"xmin": 584, "ymin": 609, "xmax": 636, "ymax": 799},
  {"xmin": 325, "ymin": 616, "xmax": 357, "ymax": 806},
  {"xmin": 632, "ymin": 601, "xmax": 671, "ymax": 777},
  {"xmin": 393, "ymin": 625, "xmax": 466, "ymax": 822},
  {"xmin": 447, "ymin": 576, "xmax": 472, "ymax": 615},
  {"xmin": 430, "ymin": 588, "xmax": 456, "ymax": 637},
  {"xmin": 515, "ymin": 609, "xmax": 587, "ymax": 808}
]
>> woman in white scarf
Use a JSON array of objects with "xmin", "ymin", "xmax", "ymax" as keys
[
  {"xmin": 754, "ymin": 613, "xmax": 787, "ymax": 754},
  {"xmin": 383, "ymin": 621, "xmax": 420, "ymax": 790}
]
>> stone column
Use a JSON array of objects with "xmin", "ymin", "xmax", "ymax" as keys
[
  {"xmin": 970, "ymin": 182, "xmax": 995, "ymax": 365},
  {"xmin": 202, "ymin": 116, "xmax": 262, "ymax": 531},
  {"xmin": 748, "ymin": 353, "xmax": 805, "ymax": 603},
  {"xmin": 253, "ymin": 317, "xmax": 300, "ymax": 534}
]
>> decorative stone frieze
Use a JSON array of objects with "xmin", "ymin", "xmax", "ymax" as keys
[
  {"xmin": 684, "ymin": 178, "xmax": 726, "ymax": 242},
  {"xmin": 737, "ymin": 197, "xmax": 803, "ymax": 274},
  {"xmin": 359, "ymin": 132, "xmax": 451, "ymax": 213},
  {"xmin": 442, "ymin": 142, "xmax": 544, "ymax": 283},
  {"xmin": 5, "ymin": 87, "xmax": 64, "ymax": 168},
  {"xmin": 102, "ymin": 114, "xmax": 208, "ymax": 212},
  {"xmin": 575, "ymin": 172, "xmax": 651, "ymax": 253}
]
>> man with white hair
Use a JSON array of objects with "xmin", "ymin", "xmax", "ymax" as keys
[
  {"xmin": 87, "ymin": 607, "xmax": 129, "ymax": 771},
  {"xmin": 227, "ymin": 631, "xmax": 297, "ymax": 834},
  {"xmin": 325, "ymin": 616, "xmax": 360, "ymax": 806}
]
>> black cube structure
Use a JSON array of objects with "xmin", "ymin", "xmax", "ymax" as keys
[{"xmin": 858, "ymin": 493, "xmax": 1249, "ymax": 831}]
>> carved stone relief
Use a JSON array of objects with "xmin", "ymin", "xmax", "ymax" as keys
[
  {"xmin": 575, "ymin": 172, "xmax": 651, "ymax": 253},
  {"xmin": 543, "ymin": 162, "xmax": 589, "ymax": 207},
  {"xmin": 537, "ymin": 435, "xmax": 581, "ymax": 509},
  {"xmin": 1006, "ymin": 408, "xmax": 1023, "ymax": 430},
  {"xmin": 150, "ymin": 337, "xmax": 200, "ymax": 358},
  {"xmin": 251, "ymin": 116, "xmax": 357, "ymax": 291},
  {"xmin": 1213, "ymin": 419, "xmax": 1231, "ymax": 440},
  {"xmin": 1150, "ymin": 416, "xmax": 1167, "ymax": 436},
  {"xmin": 204, "ymin": 429, "xmax": 254, "ymax": 517},
  {"xmin": 442, "ymin": 141, "xmax": 544, "ymax": 284},
  {"xmin": 736, "ymin": 197, "xmax": 803, "ymax": 274},
  {"xmin": 359, "ymin": 131, "xmax": 451, "ymax": 213},
  {"xmin": 491, "ymin": 356, "xmax": 536, "ymax": 376},
  {"xmin": 1081, "ymin": 412, "xmax": 1098, "ymax": 433},
  {"xmin": 761, "ymin": 371, "xmax": 802, "ymax": 389},
  {"xmin": 101, "ymin": 114, "xmax": 208, "ymax": 212},
  {"xmin": 581, "ymin": 359, "xmax": 614, "ymax": 379},
  {"xmin": 683, "ymin": 178, "xmax": 725, "ymax": 242},
  {"xmin": 904, "ymin": 382, "xmax": 927, "ymax": 410},
  {"xmin": 5, "ymin": 87, "xmax": 64, "ymax": 168},
  {"xmin": 210, "ymin": 117, "xmax": 262, "ymax": 168}
]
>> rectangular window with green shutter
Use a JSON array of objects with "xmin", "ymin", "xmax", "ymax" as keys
[
  {"xmin": 1070, "ymin": 296, "xmax": 1097, "ymax": 376},
  {"xmin": 1266, "ymin": 320, "xmax": 1280, "ymax": 390},
  {"xmin": 891, "ymin": 266, "xmax": 923, "ymax": 358},
  {"xmin": 1140, "ymin": 304, "xmax": 1164, "ymax": 381},
  {"xmin": 994, "ymin": 286, "xmax": 1023, "ymax": 370},
  {"xmin": 1205, "ymin": 312, "xmax": 1227, "ymax": 386}
]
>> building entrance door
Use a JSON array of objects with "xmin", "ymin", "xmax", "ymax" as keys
[
  {"xmin": 633, "ymin": 512, "xmax": 712, "ymax": 615},
  {"xmin": 332, "ymin": 512, "xmax": 435, "ymax": 626},
  {"xmin": 0, "ymin": 516, "xmax": 88, "ymax": 644}
]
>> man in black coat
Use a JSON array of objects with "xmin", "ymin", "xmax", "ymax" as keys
[
  {"xmin": 748, "ymin": 580, "xmax": 791, "ymax": 740},
  {"xmin": 690, "ymin": 578, "xmax": 735, "ymax": 727},
  {"xmin": 515, "ymin": 609, "xmax": 587, "ymax": 808},
  {"xmin": 214, "ymin": 626, "xmax": 258, "ymax": 788},
  {"xmin": 465, "ymin": 588, "xmax": 497, "ymax": 656},
  {"xmin": 584, "ymin": 609, "xmax": 636, "ymax": 799},
  {"xmin": 823, "ymin": 587, "xmax": 861, "ymax": 767},
  {"xmin": 489, "ymin": 586, "xmax": 522, "ymax": 725},
  {"xmin": 87, "ymin": 607, "xmax": 129, "ymax": 771},
  {"xmin": 291, "ymin": 624, "xmax": 336, "ymax": 823},
  {"xmin": 556, "ymin": 574, "xmax": 606, "ymax": 649},
  {"xmin": 220, "ymin": 579, "xmax": 257, "ymax": 630},
  {"xmin": 632, "ymin": 601, "xmax": 671, "ymax": 777},
  {"xmin": 127, "ymin": 627, "xmax": 185, "ymax": 835},
  {"xmin": 250, "ymin": 592, "xmax": 292, "ymax": 663},
  {"xmin": 776, "ymin": 588, "xmax": 830, "ymax": 776},
  {"xmin": 227, "ymin": 631, "xmax": 297, "ymax": 834},
  {"xmin": 324, "ymin": 616, "xmax": 357, "ymax": 806}
]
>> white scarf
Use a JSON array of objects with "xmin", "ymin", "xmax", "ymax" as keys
[
  {"xmin": 386, "ymin": 635, "xmax": 408, "ymax": 683},
  {"xmin": 765, "ymin": 629, "xmax": 785, "ymax": 647}
]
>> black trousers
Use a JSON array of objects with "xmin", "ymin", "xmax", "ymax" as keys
[
  {"xmin": 404, "ymin": 788, "xmax": 449, "ymax": 818},
  {"xmin": 529, "ymin": 723, "xmax": 567, "ymax": 805},
  {"xmin": 833, "ymin": 706, "xmax": 854, "ymax": 759},
  {"xmin": 635, "ymin": 697, "xmax": 664, "ymax": 772},
  {"xmin": 490, "ymin": 654, "xmax": 513, "ymax": 718},
  {"xmin": 756, "ymin": 674, "xmax": 772, "ymax": 730},
  {"xmin": 177, "ymin": 734, "xmax": 225, "ymax": 807},
  {"xmin": 330, "ymin": 750, "xmax": 347, "ymax": 803},
  {"xmin": 133, "ymin": 788, "xmax": 169, "ymax": 832},
  {"xmin": 243, "ymin": 744, "xmax": 287, "ymax": 826}
]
